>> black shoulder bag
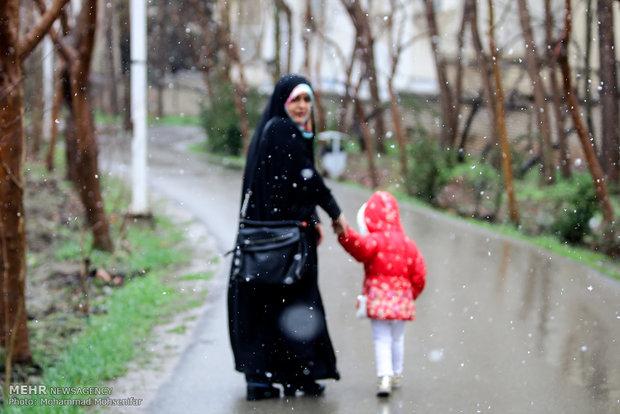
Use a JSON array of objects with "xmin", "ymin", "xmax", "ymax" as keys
[{"xmin": 228, "ymin": 190, "xmax": 309, "ymax": 286}]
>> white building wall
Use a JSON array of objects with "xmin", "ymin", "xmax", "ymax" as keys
[
  {"xmin": 230, "ymin": 0, "xmax": 442, "ymax": 97},
  {"xmin": 88, "ymin": 0, "xmax": 620, "ymax": 119}
]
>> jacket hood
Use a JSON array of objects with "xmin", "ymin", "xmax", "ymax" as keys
[{"xmin": 362, "ymin": 191, "xmax": 403, "ymax": 233}]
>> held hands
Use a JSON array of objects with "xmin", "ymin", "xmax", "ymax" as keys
[
  {"xmin": 315, "ymin": 214, "xmax": 347, "ymax": 245},
  {"xmin": 331, "ymin": 213, "xmax": 348, "ymax": 237}
]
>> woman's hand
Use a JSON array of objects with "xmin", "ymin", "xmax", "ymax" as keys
[
  {"xmin": 332, "ymin": 213, "xmax": 348, "ymax": 237},
  {"xmin": 315, "ymin": 222, "xmax": 324, "ymax": 246}
]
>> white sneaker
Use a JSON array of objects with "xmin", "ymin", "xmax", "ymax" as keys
[
  {"xmin": 392, "ymin": 374, "xmax": 403, "ymax": 389},
  {"xmin": 376, "ymin": 376, "xmax": 392, "ymax": 397}
]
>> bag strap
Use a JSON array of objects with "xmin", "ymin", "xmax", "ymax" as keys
[
  {"xmin": 225, "ymin": 219, "xmax": 307, "ymax": 257},
  {"xmin": 239, "ymin": 118, "xmax": 278, "ymax": 220},
  {"xmin": 240, "ymin": 219, "xmax": 307, "ymax": 228}
]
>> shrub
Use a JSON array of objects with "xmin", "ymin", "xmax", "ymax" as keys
[
  {"xmin": 201, "ymin": 80, "xmax": 242, "ymax": 156},
  {"xmin": 550, "ymin": 173, "xmax": 598, "ymax": 244},
  {"xmin": 201, "ymin": 81, "xmax": 263, "ymax": 156},
  {"xmin": 447, "ymin": 161, "xmax": 504, "ymax": 219},
  {"xmin": 405, "ymin": 131, "xmax": 450, "ymax": 204}
]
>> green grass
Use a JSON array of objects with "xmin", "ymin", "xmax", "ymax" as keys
[
  {"xmin": 52, "ymin": 209, "xmax": 190, "ymax": 276},
  {"xmin": 93, "ymin": 111, "xmax": 123, "ymax": 125},
  {"xmin": 150, "ymin": 114, "xmax": 201, "ymax": 126},
  {"xmin": 5, "ymin": 271, "xmax": 180, "ymax": 413},
  {"xmin": 94, "ymin": 110, "xmax": 201, "ymax": 127},
  {"xmin": 167, "ymin": 325, "xmax": 187, "ymax": 335},
  {"xmin": 5, "ymin": 159, "xmax": 205, "ymax": 413},
  {"xmin": 177, "ymin": 272, "xmax": 212, "ymax": 281}
]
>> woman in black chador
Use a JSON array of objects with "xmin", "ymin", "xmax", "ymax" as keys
[{"xmin": 228, "ymin": 74, "xmax": 348, "ymax": 400}]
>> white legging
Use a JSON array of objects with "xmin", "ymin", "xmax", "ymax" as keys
[{"xmin": 371, "ymin": 319, "xmax": 406, "ymax": 377}]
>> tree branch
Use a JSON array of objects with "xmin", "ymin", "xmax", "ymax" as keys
[
  {"xmin": 19, "ymin": 0, "xmax": 70, "ymax": 58},
  {"xmin": 32, "ymin": 0, "xmax": 78, "ymax": 62}
]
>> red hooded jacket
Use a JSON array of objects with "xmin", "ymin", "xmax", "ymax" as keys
[{"xmin": 338, "ymin": 191, "xmax": 426, "ymax": 320}]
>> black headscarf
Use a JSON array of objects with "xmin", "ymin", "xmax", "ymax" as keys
[
  {"xmin": 240, "ymin": 74, "xmax": 340, "ymax": 222},
  {"xmin": 242, "ymin": 74, "xmax": 313, "ymax": 194}
]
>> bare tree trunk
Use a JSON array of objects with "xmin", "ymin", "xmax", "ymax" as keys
[
  {"xmin": 354, "ymin": 96, "xmax": 378, "ymax": 188},
  {"xmin": 22, "ymin": 6, "xmax": 44, "ymax": 160},
  {"xmin": 453, "ymin": 2, "xmax": 466, "ymax": 152},
  {"xmin": 0, "ymin": 3, "xmax": 30, "ymax": 364},
  {"xmin": 46, "ymin": 70, "xmax": 63, "ymax": 171},
  {"xmin": 488, "ymin": 0, "xmax": 519, "ymax": 226},
  {"xmin": 190, "ymin": 0, "xmax": 216, "ymax": 105},
  {"xmin": 155, "ymin": 0, "xmax": 167, "ymax": 118},
  {"xmin": 64, "ymin": 91, "xmax": 78, "ymax": 181},
  {"xmin": 0, "ymin": 0, "xmax": 70, "ymax": 365},
  {"xmin": 315, "ymin": 1, "xmax": 328, "ymax": 131},
  {"xmin": 459, "ymin": 95, "xmax": 482, "ymax": 159},
  {"xmin": 549, "ymin": 65, "xmax": 570, "ymax": 177},
  {"xmin": 516, "ymin": 0, "xmax": 555, "ymax": 184},
  {"xmin": 555, "ymin": 0, "xmax": 614, "ymax": 225},
  {"xmin": 597, "ymin": 0, "xmax": 620, "ymax": 184},
  {"xmin": 328, "ymin": 37, "xmax": 356, "ymax": 133},
  {"xmin": 38, "ymin": 0, "xmax": 113, "ymax": 251},
  {"xmin": 28, "ymin": 47, "xmax": 45, "ymax": 159},
  {"xmin": 544, "ymin": 0, "xmax": 571, "ymax": 179},
  {"xmin": 465, "ymin": 0, "xmax": 498, "ymax": 155},
  {"xmin": 118, "ymin": 0, "xmax": 131, "ymax": 130},
  {"xmin": 69, "ymin": 0, "xmax": 113, "ymax": 251},
  {"xmin": 583, "ymin": 0, "xmax": 596, "ymax": 143},
  {"xmin": 69, "ymin": 86, "xmax": 113, "ymax": 251},
  {"xmin": 104, "ymin": 0, "xmax": 119, "ymax": 116},
  {"xmin": 302, "ymin": 0, "xmax": 311, "ymax": 71},
  {"xmin": 302, "ymin": 0, "xmax": 327, "ymax": 131},
  {"xmin": 341, "ymin": 0, "xmax": 386, "ymax": 152},
  {"xmin": 274, "ymin": 0, "xmax": 292, "ymax": 75},
  {"xmin": 273, "ymin": 2, "xmax": 281, "ymax": 82},
  {"xmin": 422, "ymin": 0, "xmax": 459, "ymax": 149},
  {"xmin": 385, "ymin": 0, "xmax": 419, "ymax": 183},
  {"xmin": 272, "ymin": 0, "xmax": 292, "ymax": 80},
  {"xmin": 388, "ymin": 83, "xmax": 408, "ymax": 183}
]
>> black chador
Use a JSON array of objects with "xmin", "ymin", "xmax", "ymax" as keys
[{"xmin": 227, "ymin": 74, "xmax": 342, "ymax": 389}]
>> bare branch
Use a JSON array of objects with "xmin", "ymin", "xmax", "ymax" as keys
[
  {"xmin": 33, "ymin": 0, "xmax": 78, "ymax": 62},
  {"xmin": 19, "ymin": 0, "xmax": 70, "ymax": 58}
]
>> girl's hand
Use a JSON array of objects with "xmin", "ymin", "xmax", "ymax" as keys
[{"xmin": 332, "ymin": 213, "xmax": 348, "ymax": 237}]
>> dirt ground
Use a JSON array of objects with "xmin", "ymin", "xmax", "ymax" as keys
[
  {"xmin": 101, "ymin": 201, "xmax": 219, "ymax": 412},
  {"xmin": 21, "ymin": 164, "xmax": 217, "ymax": 411}
]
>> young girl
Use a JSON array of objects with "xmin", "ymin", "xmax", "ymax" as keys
[{"xmin": 337, "ymin": 191, "xmax": 426, "ymax": 397}]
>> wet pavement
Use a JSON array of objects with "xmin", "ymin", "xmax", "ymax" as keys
[{"xmin": 100, "ymin": 126, "xmax": 620, "ymax": 413}]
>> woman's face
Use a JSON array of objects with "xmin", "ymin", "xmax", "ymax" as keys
[{"xmin": 285, "ymin": 93, "xmax": 312, "ymax": 126}]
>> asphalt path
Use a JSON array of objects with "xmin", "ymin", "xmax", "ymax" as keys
[{"xmin": 100, "ymin": 125, "xmax": 620, "ymax": 414}]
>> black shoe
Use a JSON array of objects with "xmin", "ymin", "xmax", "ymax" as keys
[
  {"xmin": 246, "ymin": 384, "xmax": 280, "ymax": 401},
  {"xmin": 283, "ymin": 381, "xmax": 325, "ymax": 397}
]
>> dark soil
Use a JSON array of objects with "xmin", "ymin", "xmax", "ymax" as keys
[
  {"xmin": 14, "ymin": 164, "xmax": 139, "ymax": 383},
  {"xmin": 14, "ymin": 157, "xmax": 214, "ymax": 407}
]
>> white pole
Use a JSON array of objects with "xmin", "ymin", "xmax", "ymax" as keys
[{"xmin": 130, "ymin": 0, "xmax": 149, "ymax": 214}]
